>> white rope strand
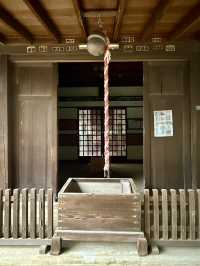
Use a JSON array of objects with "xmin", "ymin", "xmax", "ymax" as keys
[{"xmin": 104, "ymin": 44, "xmax": 111, "ymax": 178}]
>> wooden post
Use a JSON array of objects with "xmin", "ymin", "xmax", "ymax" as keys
[
  {"xmin": 153, "ymin": 189, "xmax": 159, "ymax": 240},
  {"xmin": 51, "ymin": 236, "xmax": 61, "ymax": 255},
  {"xmin": 39, "ymin": 189, "xmax": 45, "ymax": 239},
  {"xmin": 22, "ymin": 188, "xmax": 28, "ymax": 238},
  {"xmin": 179, "ymin": 189, "xmax": 186, "ymax": 240},
  {"xmin": 30, "ymin": 188, "xmax": 36, "ymax": 239},
  {"xmin": 188, "ymin": 189, "xmax": 196, "ymax": 240},
  {"xmin": 137, "ymin": 238, "xmax": 148, "ymax": 256},
  {"xmin": 170, "ymin": 189, "xmax": 177, "ymax": 240},
  {"xmin": 0, "ymin": 55, "xmax": 9, "ymax": 189},
  {"xmin": 4, "ymin": 189, "xmax": 11, "ymax": 238},
  {"xmin": 161, "ymin": 189, "xmax": 168, "ymax": 240},
  {"xmin": 47, "ymin": 189, "xmax": 53, "ymax": 238},
  {"xmin": 144, "ymin": 189, "xmax": 150, "ymax": 239},
  {"xmin": 13, "ymin": 188, "xmax": 20, "ymax": 238}
]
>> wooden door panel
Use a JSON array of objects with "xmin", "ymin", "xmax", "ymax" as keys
[
  {"xmin": 17, "ymin": 98, "xmax": 53, "ymax": 188},
  {"xmin": 150, "ymin": 96, "xmax": 184, "ymax": 188},
  {"xmin": 144, "ymin": 61, "xmax": 190, "ymax": 189}
]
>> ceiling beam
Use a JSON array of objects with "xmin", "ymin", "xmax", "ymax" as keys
[
  {"xmin": 168, "ymin": 2, "xmax": 200, "ymax": 41},
  {"xmin": 71, "ymin": 0, "xmax": 87, "ymax": 40},
  {"xmin": 140, "ymin": 0, "xmax": 171, "ymax": 41},
  {"xmin": 83, "ymin": 10, "xmax": 117, "ymax": 18},
  {"xmin": 23, "ymin": 0, "xmax": 62, "ymax": 42},
  {"xmin": 0, "ymin": 32, "xmax": 6, "ymax": 44},
  {"xmin": 113, "ymin": 0, "xmax": 127, "ymax": 42},
  {"xmin": 0, "ymin": 3, "xmax": 34, "ymax": 43}
]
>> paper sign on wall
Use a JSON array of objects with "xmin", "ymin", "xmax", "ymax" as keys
[{"xmin": 154, "ymin": 110, "xmax": 173, "ymax": 137}]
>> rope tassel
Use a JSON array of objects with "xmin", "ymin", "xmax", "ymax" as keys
[{"xmin": 104, "ymin": 45, "xmax": 111, "ymax": 178}]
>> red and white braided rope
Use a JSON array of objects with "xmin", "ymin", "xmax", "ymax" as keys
[{"xmin": 104, "ymin": 44, "xmax": 111, "ymax": 178}]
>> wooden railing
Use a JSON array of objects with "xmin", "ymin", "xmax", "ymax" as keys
[
  {"xmin": 1, "ymin": 187, "xmax": 200, "ymax": 248},
  {"xmin": 0, "ymin": 188, "xmax": 54, "ymax": 244},
  {"xmin": 143, "ymin": 189, "xmax": 200, "ymax": 241}
]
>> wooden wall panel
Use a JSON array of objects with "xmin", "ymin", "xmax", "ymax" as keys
[
  {"xmin": 12, "ymin": 64, "xmax": 57, "ymax": 190},
  {"xmin": 144, "ymin": 61, "xmax": 191, "ymax": 189}
]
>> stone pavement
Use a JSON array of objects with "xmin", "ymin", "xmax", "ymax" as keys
[{"xmin": 0, "ymin": 242, "xmax": 199, "ymax": 266}]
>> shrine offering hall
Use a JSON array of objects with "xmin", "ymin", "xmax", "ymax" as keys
[{"xmin": 0, "ymin": 0, "xmax": 200, "ymax": 259}]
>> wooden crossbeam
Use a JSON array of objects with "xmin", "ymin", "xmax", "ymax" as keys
[
  {"xmin": 113, "ymin": 0, "xmax": 127, "ymax": 42},
  {"xmin": 140, "ymin": 0, "xmax": 171, "ymax": 41},
  {"xmin": 168, "ymin": 2, "xmax": 200, "ymax": 41},
  {"xmin": 72, "ymin": 0, "xmax": 87, "ymax": 40},
  {"xmin": 23, "ymin": 0, "xmax": 62, "ymax": 42},
  {"xmin": 0, "ymin": 3, "xmax": 34, "ymax": 43},
  {"xmin": 0, "ymin": 33, "xmax": 6, "ymax": 44},
  {"xmin": 83, "ymin": 10, "xmax": 117, "ymax": 18}
]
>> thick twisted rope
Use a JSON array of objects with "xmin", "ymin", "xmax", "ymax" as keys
[{"xmin": 104, "ymin": 43, "xmax": 111, "ymax": 178}]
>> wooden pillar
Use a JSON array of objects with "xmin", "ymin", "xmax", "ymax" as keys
[
  {"xmin": 0, "ymin": 55, "xmax": 9, "ymax": 189},
  {"xmin": 190, "ymin": 55, "xmax": 200, "ymax": 188}
]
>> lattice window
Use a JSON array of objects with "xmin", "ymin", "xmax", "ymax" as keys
[
  {"xmin": 109, "ymin": 109, "xmax": 127, "ymax": 156},
  {"xmin": 79, "ymin": 108, "xmax": 126, "ymax": 157},
  {"xmin": 79, "ymin": 109, "xmax": 102, "ymax": 157}
]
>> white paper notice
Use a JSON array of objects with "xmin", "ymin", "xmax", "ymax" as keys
[{"xmin": 154, "ymin": 110, "xmax": 173, "ymax": 137}]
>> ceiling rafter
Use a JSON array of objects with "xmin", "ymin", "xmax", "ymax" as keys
[
  {"xmin": 113, "ymin": 0, "xmax": 127, "ymax": 42},
  {"xmin": 0, "ymin": 32, "xmax": 6, "ymax": 44},
  {"xmin": 0, "ymin": 3, "xmax": 34, "ymax": 43},
  {"xmin": 168, "ymin": 2, "xmax": 200, "ymax": 41},
  {"xmin": 140, "ymin": 0, "xmax": 171, "ymax": 41},
  {"xmin": 71, "ymin": 0, "xmax": 87, "ymax": 40},
  {"xmin": 23, "ymin": 0, "xmax": 63, "ymax": 43}
]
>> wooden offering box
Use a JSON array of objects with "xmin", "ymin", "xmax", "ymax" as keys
[{"xmin": 52, "ymin": 178, "xmax": 147, "ymax": 256}]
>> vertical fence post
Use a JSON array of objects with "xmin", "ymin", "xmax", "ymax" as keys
[
  {"xmin": 30, "ymin": 188, "xmax": 36, "ymax": 239},
  {"xmin": 0, "ymin": 189, "xmax": 2, "ymax": 237},
  {"xmin": 13, "ymin": 188, "xmax": 20, "ymax": 238},
  {"xmin": 144, "ymin": 189, "xmax": 150, "ymax": 239},
  {"xmin": 39, "ymin": 189, "xmax": 45, "ymax": 239},
  {"xmin": 153, "ymin": 189, "xmax": 159, "ymax": 240},
  {"xmin": 4, "ymin": 189, "xmax": 11, "ymax": 238},
  {"xmin": 47, "ymin": 189, "xmax": 53, "ymax": 238},
  {"xmin": 161, "ymin": 189, "xmax": 168, "ymax": 240},
  {"xmin": 179, "ymin": 189, "xmax": 186, "ymax": 240},
  {"xmin": 170, "ymin": 189, "xmax": 177, "ymax": 240},
  {"xmin": 188, "ymin": 189, "xmax": 196, "ymax": 240},
  {"xmin": 22, "ymin": 188, "xmax": 28, "ymax": 238}
]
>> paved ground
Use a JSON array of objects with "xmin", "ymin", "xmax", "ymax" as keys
[{"xmin": 0, "ymin": 242, "xmax": 200, "ymax": 266}]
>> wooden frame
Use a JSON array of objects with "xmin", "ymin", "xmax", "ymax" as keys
[{"xmin": 52, "ymin": 178, "xmax": 148, "ymax": 256}]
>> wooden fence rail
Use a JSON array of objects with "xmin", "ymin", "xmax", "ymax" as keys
[
  {"xmin": 0, "ymin": 188, "xmax": 54, "ymax": 241},
  {"xmin": 144, "ymin": 189, "xmax": 200, "ymax": 241}
]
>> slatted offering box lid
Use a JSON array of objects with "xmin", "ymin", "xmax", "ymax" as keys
[{"xmin": 58, "ymin": 178, "xmax": 142, "ymax": 232}]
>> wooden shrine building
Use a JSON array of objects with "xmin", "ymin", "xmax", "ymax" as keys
[{"xmin": 0, "ymin": 0, "xmax": 200, "ymax": 253}]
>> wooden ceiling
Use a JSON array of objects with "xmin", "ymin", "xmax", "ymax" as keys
[{"xmin": 0, "ymin": 0, "xmax": 200, "ymax": 44}]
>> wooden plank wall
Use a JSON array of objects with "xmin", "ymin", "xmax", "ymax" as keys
[
  {"xmin": 11, "ymin": 63, "xmax": 58, "ymax": 191},
  {"xmin": 144, "ymin": 189, "xmax": 200, "ymax": 240},
  {"xmin": 144, "ymin": 61, "xmax": 191, "ymax": 188}
]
